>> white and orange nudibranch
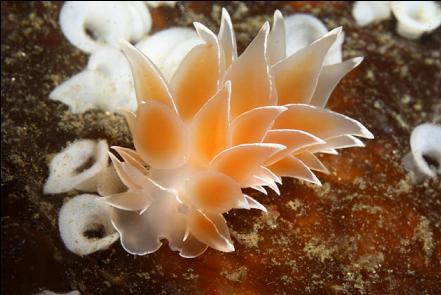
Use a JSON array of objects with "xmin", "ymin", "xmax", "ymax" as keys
[{"xmin": 103, "ymin": 9, "xmax": 373, "ymax": 257}]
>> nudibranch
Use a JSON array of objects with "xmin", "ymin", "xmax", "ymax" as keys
[{"xmin": 101, "ymin": 9, "xmax": 373, "ymax": 257}]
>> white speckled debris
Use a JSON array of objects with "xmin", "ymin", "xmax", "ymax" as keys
[
  {"xmin": 402, "ymin": 123, "xmax": 441, "ymax": 181},
  {"xmin": 145, "ymin": 1, "xmax": 177, "ymax": 8},
  {"xmin": 392, "ymin": 1, "xmax": 441, "ymax": 39},
  {"xmin": 44, "ymin": 139, "xmax": 109, "ymax": 194},
  {"xmin": 49, "ymin": 46, "xmax": 137, "ymax": 113},
  {"xmin": 352, "ymin": 1, "xmax": 391, "ymax": 26},
  {"xmin": 60, "ymin": 1, "xmax": 151, "ymax": 53},
  {"xmin": 59, "ymin": 194, "xmax": 119, "ymax": 256}
]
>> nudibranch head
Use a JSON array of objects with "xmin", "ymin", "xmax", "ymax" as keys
[{"xmin": 104, "ymin": 9, "xmax": 373, "ymax": 257}]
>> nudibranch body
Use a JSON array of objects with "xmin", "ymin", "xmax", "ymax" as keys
[{"xmin": 104, "ymin": 9, "xmax": 373, "ymax": 257}]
